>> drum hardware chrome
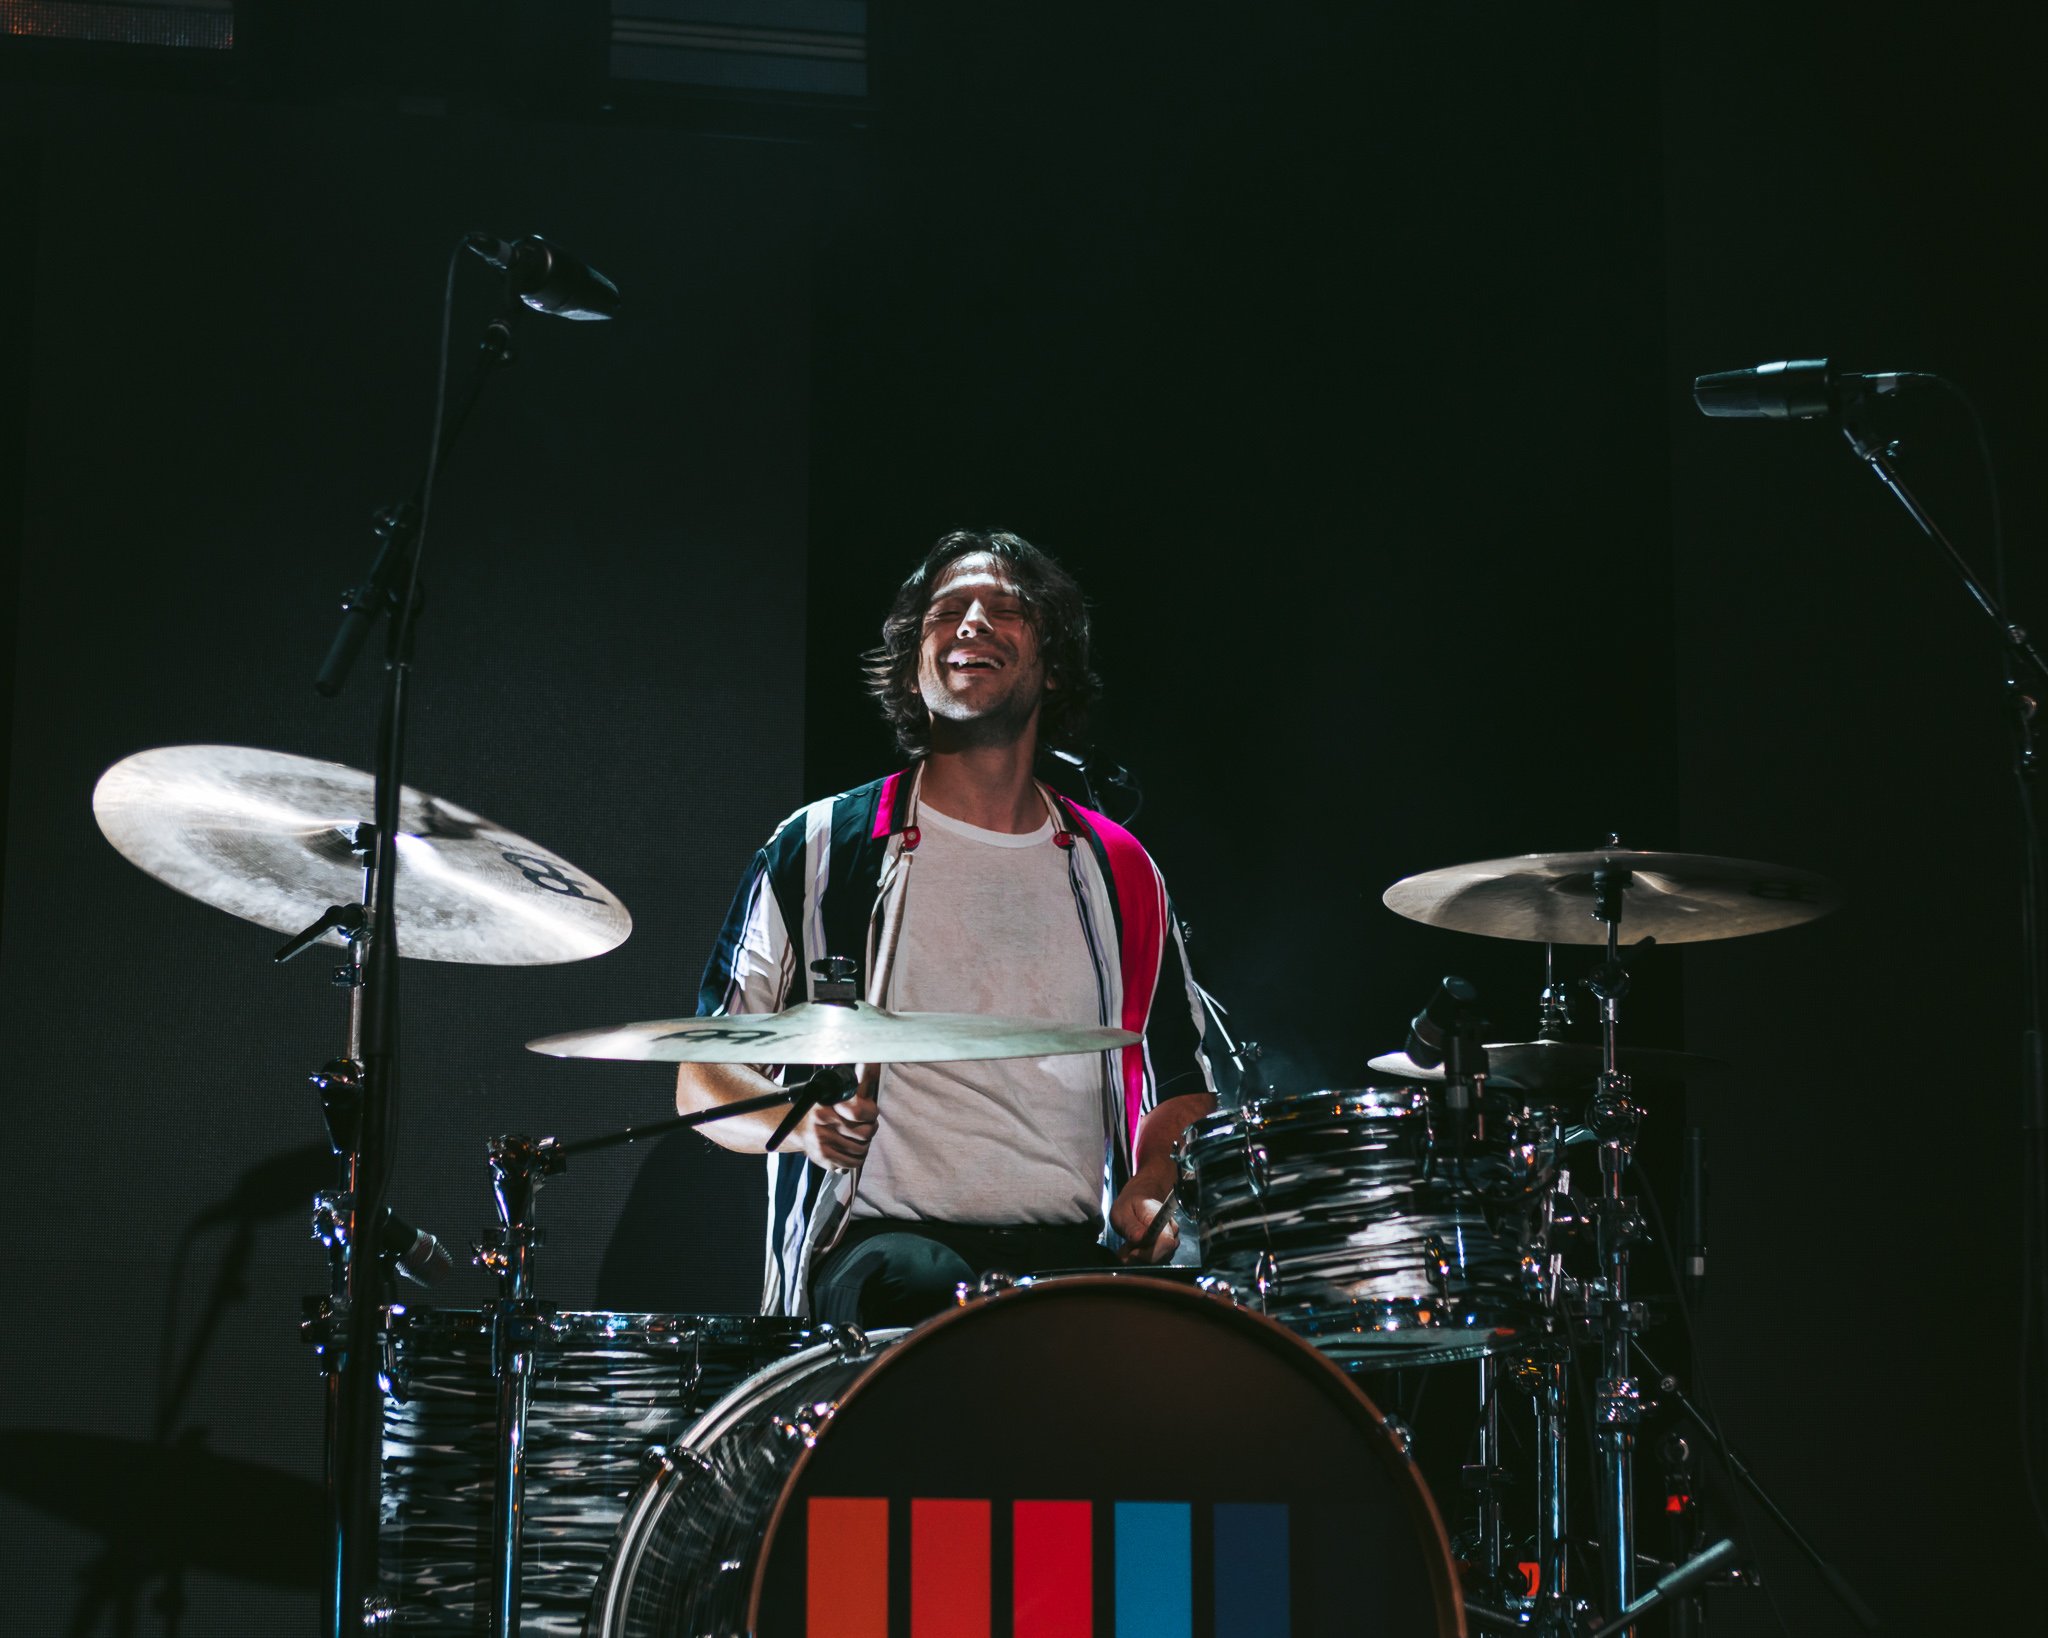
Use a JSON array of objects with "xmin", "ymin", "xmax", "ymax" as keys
[
  {"xmin": 1538, "ymin": 941, "xmax": 1573, "ymax": 1037},
  {"xmin": 1533, "ymin": 1354, "xmax": 1573, "ymax": 1623},
  {"xmin": 771, "ymin": 1402, "xmax": 837, "ymax": 1447},
  {"xmin": 1421, "ymin": 1234, "xmax": 1454, "ymax": 1304},
  {"xmin": 1244, "ymin": 1139, "xmax": 1271, "ymax": 1197},
  {"xmin": 1467, "ymin": 1354, "xmax": 1509, "ymax": 1597},
  {"xmin": 974, "ymin": 1269, "xmax": 1018, "ymax": 1297},
  {"xmin": 1378, "ymin": 1410, "xmax": 1415, "ymax": 1456},
  {"xmin": 1581, "ymin": 852, "xmax": 1646, "ymax": 1633},
  {"xmin": 1251, "ymin": 1247, "xmax": 1281, "ymax": 1301},
  {"xmin": 479, "ymin": 1131, "xmax": 565, "ymax": 1638},
  {"xmin": 377, "ymin": 1323, "xmax": 407, "ymax": 1400}
]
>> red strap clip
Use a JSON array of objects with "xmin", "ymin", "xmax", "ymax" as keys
[
  {"xmin": 1053, "ymin": 829, "xmax": 1075, "ymax": 850},
  {"xmin": 901, "ymin": 825, "xmax": 921, "ymax": 852}
]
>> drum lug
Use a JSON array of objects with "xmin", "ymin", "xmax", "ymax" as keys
[
  {"xmin": 1194, "ymin": 1273, "xmax": 1240, "ymax": 1304},
  {"xmin": 1379, "ymin": 1412, "xmax": 1416, "ymax": 1459},
  {"xmin": 773, "ymin": 1400, "xmax": 839, "ymax": 1449},
  {"xmin": 1251, "ymin": 1249, "xmax": 1282, "ymax": 1303},
  {"xmin": 825, "ymin": 1323, "xmax": 873, "ymax": 1361},
  {"xmin": 644, "ymin": 1442, "xmax": 711, "ymax": 1477},
  {"xmin": 1243, "ymin": 1141, "xmax": 1271, "ymax": 1199},
  {"xmin": 380, "ymin": 1324, "xmax": 407, "ymax": 1401},
  {"xmin": 1421, "ymin": 1234, "xmax": 1454, "ymax": 1302}
]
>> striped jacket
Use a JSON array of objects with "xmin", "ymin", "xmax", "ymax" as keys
[{"xmin": 696, "ymin": 767, "xmax": 1213, "ymax": 1316}]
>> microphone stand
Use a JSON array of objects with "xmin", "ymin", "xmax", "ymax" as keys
[
  {"xmin": 1635, "ymin": 1340, "xmax": 1880, "ymax": 1631},
  {"xmin": 1838, "ymin": 391, "xmax": 2048, "ymax": 1552},
  {"xmin": 315, "ymin": 283, "xmax": 523, "ymax": 1638}
]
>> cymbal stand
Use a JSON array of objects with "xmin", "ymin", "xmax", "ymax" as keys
[
  {"xmin": 473, "ymin": 1134, "xmax": 559, "ymax": 1638},
  {"xmin": 1585, "ymin": 860, "xmax": 1647, "ymax": 1636},
  {"xmin": 287, "ymin": 838, "xmax": 377, "ymax": 1637}
]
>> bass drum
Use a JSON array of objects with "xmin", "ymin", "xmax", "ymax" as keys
[{"xmin": 588, "ymin": 1276, "xmax": 1464, "ymax": 1637}]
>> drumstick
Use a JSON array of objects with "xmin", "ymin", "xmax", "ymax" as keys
[{"xmin": 1123, "ymin": 1182, "xmax": 1181, "ymax": 1262}]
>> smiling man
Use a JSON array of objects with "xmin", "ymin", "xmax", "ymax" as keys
[{"xmin": 677, "ymin": 528, "xmax": 1216, "ymax": 1324}]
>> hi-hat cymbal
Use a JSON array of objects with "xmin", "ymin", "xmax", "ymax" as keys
[
  {"xmin": 93, "ymin": 744, "xmax": 631, "ymax": 966},
  {"xmin": 1382, "ymin": 848, "xmax": 1837, "ymax": 945},
  {"xmin": 529, "ymin": 1002, "xmax": 1139, "ymax": 1066},
  {"xmin": 1368, "ymin": 1039, "xmax": 1725, "ymax": 1092}
]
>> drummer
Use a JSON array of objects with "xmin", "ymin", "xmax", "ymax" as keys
[{"xmin": 676, "ymin": 529, "xmax": 1216, "ymax": 1325}]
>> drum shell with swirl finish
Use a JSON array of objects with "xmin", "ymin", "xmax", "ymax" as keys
[
  {"xmin": 1180, "ymin": 1087, "xmax": 1560, "ymax": 1365},
  {"xmin": 377, "ymin": 1307, "xmax": 824, "ymax": 1633}
]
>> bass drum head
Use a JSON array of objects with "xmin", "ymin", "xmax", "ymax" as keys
[{"xmin": 598, "ymin": 1276, "xmax": 1463, "ymax": 1637}]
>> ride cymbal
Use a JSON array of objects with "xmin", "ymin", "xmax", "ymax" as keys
[
  {"xmin": 93, "ymin": 744, "xmax": 630, "ymax": 966},
  {"xmin": 1382, "ymin": 848, "xmax": 1837, "ymax": 945},
  {"xmin": 529, "ymin": 1001, "xmax": 1138, "ymax": 1066}
]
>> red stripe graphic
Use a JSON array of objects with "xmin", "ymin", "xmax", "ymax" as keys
[
  {"xmin": 808, "ymin": 1496, "xmax": 889, "ymax": 1638},
  {"xmin": 1013, "ymin": 1500, "xmax": 1092, "ymax": 1637},
  {"xmin": 912, "ymin": 1498, "xmax": 991, "ymax": 1638}
]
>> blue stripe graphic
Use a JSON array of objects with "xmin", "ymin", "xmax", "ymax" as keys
[
  {"xmin": 1114, "ymin": 1502, "xmax": 1192, "ymax": 1638},
  {"xmin": 1212, "ymin": 1503, "xmax": 1290, "ymax": 1636}
]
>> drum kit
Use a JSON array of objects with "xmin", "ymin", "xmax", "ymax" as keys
[{"xmin": 93, "ymin": 743, "xmax": 1843, "ymax": 1636}]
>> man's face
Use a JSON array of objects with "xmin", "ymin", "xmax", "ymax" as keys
[{"xmin": 915, "ymin": 552, "xmax": 1050, "ymax": 743}]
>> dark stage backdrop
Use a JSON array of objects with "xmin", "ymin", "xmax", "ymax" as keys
[
  {"xmin": 4, "ymin": 5, "xmax": 2040, "ymax": 1635},
  {"xmin": 1661, "ymin": 6, "xmax": 2045, "ymax": 1632},
  {"xmin": 0, "ymin": 88, "xmax": 812, "ymax": 1631}
]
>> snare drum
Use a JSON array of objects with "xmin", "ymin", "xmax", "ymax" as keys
[
  {"xmin": 587, "ymin": 1276, "xmax": 1462, "ymax": 1637},
  {"xmin": 378, "ymin": 1307, "xmax": 825, "ymax": 1633},
  {"xmin": 1180, "ymin": 1087, "xmax": 1559, "ymax": 1366}
]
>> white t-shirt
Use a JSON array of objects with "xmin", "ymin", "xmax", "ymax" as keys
[{"xmin": 851, "ymin": 801, "xmax": 1106, "ymax": 1225}]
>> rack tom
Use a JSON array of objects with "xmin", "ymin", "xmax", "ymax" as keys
[{"xmin": 1180, "ymin": 1086, "xmax": 1559, "ymax": 1366}]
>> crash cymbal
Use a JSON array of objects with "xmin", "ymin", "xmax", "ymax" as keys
[
  {"xmin": 93, "ymin": 744, "xmax": 630, "ymax": 966},
  {"xmin": 0, "ymin": 1429, "xmax": 323, "ymax": 1586},
  {"xmin": 1382, "ymin": 848, "xmax": 1837, "ymax": 945},
  {"xmin": 529, "ymin": 1001, "xmax": 1139, "ymax": 1065},
  {"xmin": 1368, "ymin": 1039, "xmax": 1725, "ymax": 1092}
]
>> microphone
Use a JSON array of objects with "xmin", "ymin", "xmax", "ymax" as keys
[
  {"xmin": 1693, "ymin": 358, "xmax": 1908, "ymax": 420},
  {"xmin": 1681, "ymin": 1125, "xmax": 1707, "ymax": 1308},
  {"xmin": 1404, "ymin": 975, "xmax": 1477, "ymax": 1071},
  {"xmin": 379, "ymin": 1207, "xmax": 455, "ymax": 1287},
  {"xmin": 463, "ymin": 232, "xmax": 620, "ymax": 321}
]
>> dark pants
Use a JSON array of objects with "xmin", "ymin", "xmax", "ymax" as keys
[{"xmin": 810, "ymin": 1217, "xmax": 1116, "ymax": 1329}]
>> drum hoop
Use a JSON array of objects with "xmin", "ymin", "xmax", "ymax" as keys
[
  {"xmin": 741, "ymin": 1273, "xmax": 1468, "ymax": 1637},
  {"xmin": 585, "ymin": 1324, "xmax": 910, "ymax": 1637},
  {"xmin": 1187, "ymin": 1086, "xmax": 1431, "ymax": 1137}
]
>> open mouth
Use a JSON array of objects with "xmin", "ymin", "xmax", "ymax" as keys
[{"xmin": 947, "ymin": 654, "xmax": 1002, "ymax": 671}]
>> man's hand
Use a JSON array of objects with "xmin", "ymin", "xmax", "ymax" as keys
[
  {"xmin": 795, "ymin": 1090, "xmax": 878, "ymax": 1170},
  {"xmin": 1110, "ymin": 1172, "xmax": 1179, "ymax": 1264}
]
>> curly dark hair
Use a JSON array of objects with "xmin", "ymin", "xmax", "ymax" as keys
[{"xmin": 863, "ymin": 528, "xmax": 1101, "ymax": 758}]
